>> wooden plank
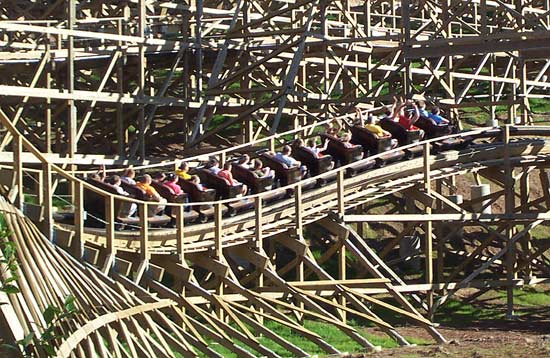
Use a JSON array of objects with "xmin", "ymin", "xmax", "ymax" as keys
[
  {"xmin": 0, "ymin": 21, "xmax": 171, "ymax": 45},
  {"xmin": 82, "ymin": 246, "xmax": 100, "ymax": 265},
  {"xmin": 288, "ymin": 278, "xmax": 390, "ymax": 288},
  {"xmin": 114, "ymin": 257, "xmax": 133, "ymax": 277},
  {"xmin": 139, "ymin": 203, "xmax": 149, "ymax": 261},
  {"xmin": 53, "ymin": 227, "xmax": 74, "ymax": 249},
  {"xmin": 148, "ymin": 263, "xmax": 165, "ymax": 282},
  {"xmin": 73, "ymin": 180, "xmax": 84, "ymax": 258}
]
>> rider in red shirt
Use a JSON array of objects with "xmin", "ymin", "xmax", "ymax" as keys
[{"xmin": 218, "ymin": 162, "xmax": 247, "ymax": 196}]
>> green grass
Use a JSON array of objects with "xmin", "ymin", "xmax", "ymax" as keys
[
  {"xmin": 171, "ymin": 285, "xmax": 547, "ymax": 357},
  {"xmin": 459, "ymin": 99, "xmax": 550, "ymax": 129},
  {"xmin": 435, "ymin": 299, "xmax": 502, "ymax": 326},
  {"xmin": 492, "ymin": 286, "xmax": 550, "ymax": 307},
  {"xmin": 24, "ymin": 194, "xmax": 66, "ymax": 209},
  {"xmin": 515, "ymin": 223, "xmax": 550, "ymax": 240},
  {"xmin": 263, "ymin": 320, "xmax": 327, "ymax": 356},
  {"xmin": 24, "ymin": 194, "xmax": 37, "ymax": 204},
  {"xmin": 209, "ymin": 114, "xmax": 243, "ymax": 132},
  {"xmin": 529, "ymin": 98, "xmax": 550, "ymax": 113},
  {"xmin": 435, "ymin": 285, "xmax": 550, "ymax": 326},
  {"xmin": 211, "ymin": 114, "xmax": 226, "ymax": 126},
  {"xmin": 52, "ymin": 197, "xmax": 69, "ymax": 209},
  {"xmin": 228, "ymin": 82, "xmax": 241, "ymax": 90},
  {"xmin": 191, "ymin": 317, "xmax": 432, "ymax": 358}
]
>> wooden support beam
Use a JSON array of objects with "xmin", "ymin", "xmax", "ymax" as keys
[
  {"xmin": 139, "ymin": 203, "xmax": 149, "ymax": 261},
  {"xmin": 423, "ymin": 142, "xmax": 434, "ymax": 319},
  {"xmin": 12, "ymin": 135, "xmax": 23, "ymax": 210},
  {"xmin": 503, "ymin": 124, "xmax": 516, "ymax": 318},
  {"xmin": 42, "ymin": 162, "xmax": 53, "ymax": 239},
  {"xmin": 73, "ymin": 180, "xmax": 84, "ymax": 259}
]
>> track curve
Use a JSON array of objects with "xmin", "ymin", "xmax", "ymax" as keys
[{"xmin": 52, "ymin": 127, "xmax": 550, "ymax": 254}]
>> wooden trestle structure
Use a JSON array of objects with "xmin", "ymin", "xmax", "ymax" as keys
[{"xmin": 1, "ymin": 0, "xmax": 550, "ymax": 357}]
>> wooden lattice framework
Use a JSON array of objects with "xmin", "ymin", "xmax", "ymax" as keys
[
  {"xmin": 1, "ymin": 1, "xmax": 550, "ymax": 156},
  {"xmin": 0, "ymin": 1, "xmax": 549, "ymax": 357}
]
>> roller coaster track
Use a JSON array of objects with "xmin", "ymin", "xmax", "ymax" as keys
[{"xmin": 52, "ymin": 128, "xmax": 550, "ymax": 254}]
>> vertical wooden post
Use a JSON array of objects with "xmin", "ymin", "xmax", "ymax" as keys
[
  {"xmin": 356, "ymin": 204, "xmax": 365, "ymax": 238},
  {"xmin": 480, "ymin": 0, "xmax": 488, "ymax": 36},
  {"xmin": 489, "ymin": 56, "xmax": 496, "ymax": 122},
  {"xmin": 182, "ymin": 11, "xmax": 191, "ymax": 142},
  {"xmin": 73, "ymin": 180, "xmax": 84, "ymax": 259},
  {"xmin": 176, "ymin": 205, "xmax": 185, "ymax": 262},
  {"xmin": 337, "ymin": 170, "xmax": 345, "ymax": 220},
  {"xmin": 255, "ymin": 196, "xmax": 263, "ymax": 287},
  {"xmin": 508, "ymin": 99, "xmax": 516, "ymax": 126},
  {"xmin": 45, "ymin": 41, "xmax": 52, "ymax": 153},
  {"xmin": 133, "ymin": 201, "xmax": 149, "ymax": 284},
  {"xmin": 139, "ymin": 202, "xmax": 149, "ymax": 261},
  {"xmin": 511, "ymin": 55, "xmax": 518, "ymax": 123},
  {"xmin": 503, "ymin": 124, "xmax": 515, "ymax": 318},
  {"xmin": 255, "ymin": 196, "xmax": 264, "ymax": 324},
  {"xmin": 106, "ymin": 195, "xmax": 116, "ymax": 249},
  {"xmin": 175, "ymin": 204, "xmax": 186, "ymax": 301},
  {"xmin": 13, "ymin": 135, "xmax": 23, "ymax": 210},
  {"xmin": 401, "ymin": 0, "xmax": 412, "ymax": 97},
  {"xmin": 294, "ymin": 184, "xmax": 305, "ymax": 322},
  {"xmin": 244, "ymin": 120, "xmax": 254, "ymax": 144},
  {"xmin": 37, "ymin": 170, "xmax": 44, "ymax": 206},
  {"xmin": 322, "ymin": 1, "xmax": 330, "ymax": 119},
  {"xmin": 365, "ymin": 1, "xmax": 373, "ymax": 103},
  {"xmin": 294, "ymin": 184, "xmax": 303, "ymax": 236},
  {"xmin": 300, "ymin": 58, "xmax": 308, "ymax": 138},
  {"xmin": 517, "ymin": 56, "xmax": 529, "ymax": 124},
  {"xmin": 42, "ymin": 163, "xmax": 53, "ymax": 239},
  {"xmin": 436, "ymin": 179, "xmax": 445, "ymax": 286},
  {"xmin": 214, "ymin": 202, "xmax": 224, "ymax": 320},
  {"xmin": 67, "ymin": 0, "xmax": 77, "ymax": 200},
  {"xmin": 220, "ymin": 152, "xmax": 226, "ymax": 168},
  {"xmin": 67, "ymin": 0, "xmax": 77, "ymax": 158},
  {"xmin": 365, "ymin": 0, "xmax": 371, "ymax": 36},
  {"xmin": 445, "ymin": 0, "xmax": 459, "ymax": 126},
  {"xmin": 241, "ymin": 0, "xmax": 252, "ymax": 144},
  {"xmin": 338, "ymin": 239, "xmax": 347, "ymax": 322},
  {"xmin": 520, "ymin": 170, "xmax": 532, "ymax": 278},
  {"xmin": 352, "ymin": 9, "xmax": 359, "ymax": 99},
  {"xmin": 291, "ymin": 7, "xmax": 298, "ymax": 125},
  {"xmin": 195, "ymin": 0, "xmax": 203, "ymax": 101},
  {"xmin": 138, "ymin": 0, "xmax": 146, "ymax": 159},
  {"xmin": 337, "ymin": 167, "xmax": 347, "ymax": 320},
  {"xmin": 101, "ymin": 194, "xmax": 116, "ymax": 273},
  {"xmin": 116, "ymin": 19, "xmax": 125, "ymax": 157},
  {"xmin": 390, "ymin": 0, "xmax": 396, "ymax": 28},
  {"xmin": 423, "ymin": 142, "xmax": 434, "ymax": 319}
]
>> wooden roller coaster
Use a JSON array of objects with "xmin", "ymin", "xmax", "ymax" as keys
[{"xmin": 1, "ymin": 0, "xmax": 549, "ymax": 357}]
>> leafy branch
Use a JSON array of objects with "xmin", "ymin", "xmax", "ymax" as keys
[
  {"xmin": 0, "ymin": 215, "xmax": 19, "ymax": 295},
  {"xmin": 0, "ymin": 215, "xmax": 79, "ymax": 356},
  {"xmin": 17, "ymin": 295, "xmax": 79, "ymax": 356}
]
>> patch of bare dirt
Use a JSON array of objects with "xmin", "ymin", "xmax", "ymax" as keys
[
  {"xmin": 355, "ymin": 302, "xmax": 550, "ymax": 358},
  {"xmin": 359, "ymin": 327, "xmax": 550, "ymax": 357}
]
